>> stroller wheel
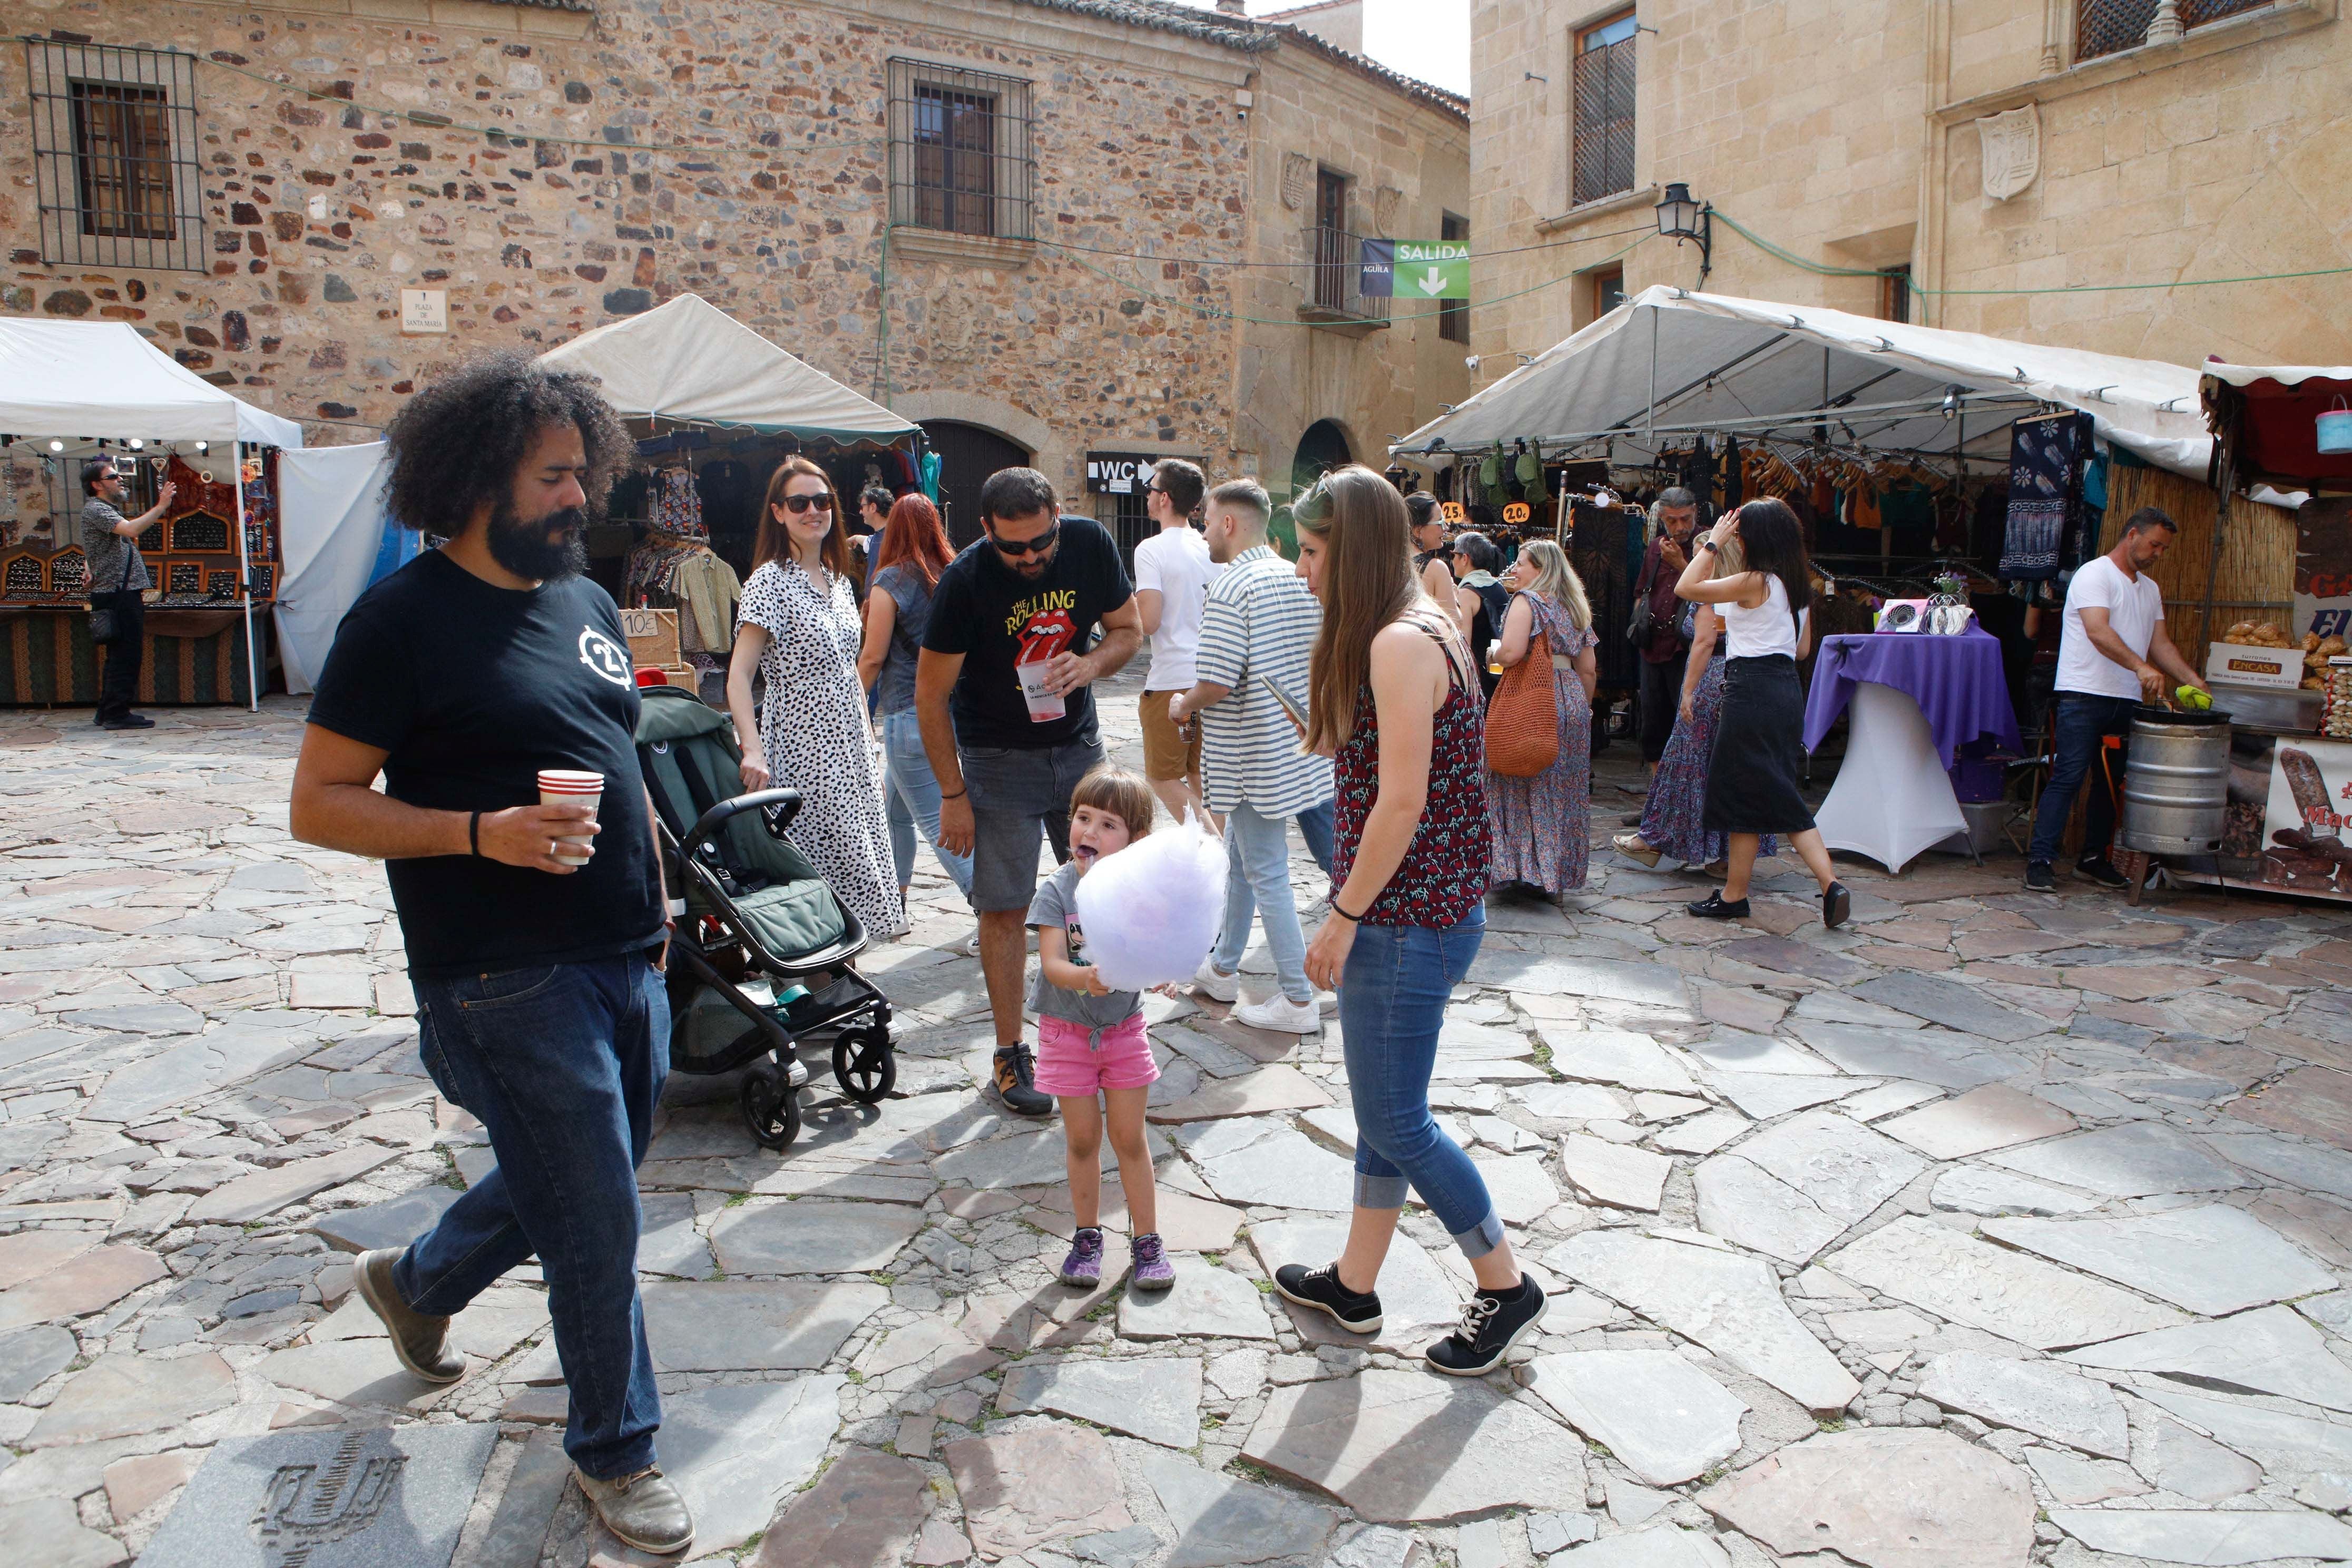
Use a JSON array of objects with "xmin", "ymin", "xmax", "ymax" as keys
[
  {"xmin": 832, "ymin": 1027, "xmax": 896, "ymax": 1106},
  {"xmin": 740, "ymin": 1060, "xmax": 801, "ymax": 1150}
]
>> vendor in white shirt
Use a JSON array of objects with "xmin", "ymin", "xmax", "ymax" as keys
[{"xmin": 2024, "ymin": 507, "xmax": 2206, "ymax": 894}]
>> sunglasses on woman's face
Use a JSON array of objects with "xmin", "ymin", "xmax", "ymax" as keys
[{"xmin": 777, "ymin": 494, "xmax": 832, "ymax": 516}]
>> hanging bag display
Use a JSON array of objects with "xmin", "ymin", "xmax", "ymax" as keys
[{"xmin": 1485, "ymin": 596, "xmax": 1561, "ymax": 777}]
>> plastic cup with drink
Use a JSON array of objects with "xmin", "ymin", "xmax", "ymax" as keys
[
  {"xmin": 1014, "ymin": 646, "xmax": 1066, "ymax": 723},
  {"xmin": 536, "ymin": 769, "xmax": 603, "ymax": 865}
]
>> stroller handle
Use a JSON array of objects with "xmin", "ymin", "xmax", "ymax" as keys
[{"xmin": 680, "ymin": 787, "xmax": 806, "ymax": 864}]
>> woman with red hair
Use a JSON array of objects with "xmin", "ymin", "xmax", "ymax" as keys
[{"xmin": 856, "ymin": 492, "xmax": 974, "ymax": 913}]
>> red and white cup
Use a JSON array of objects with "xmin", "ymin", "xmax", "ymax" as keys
[{"xmin": 536, "ymin": 769, "xmax": 603, "ymax": 865}]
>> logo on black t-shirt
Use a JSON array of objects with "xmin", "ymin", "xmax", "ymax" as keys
[{"xmin": 578, "ymin": 627, "xmax": 631, "ymax": 687}]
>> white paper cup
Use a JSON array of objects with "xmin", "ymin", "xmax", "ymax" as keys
[
  {"xmin": 1015, "ymin": 659, "xmax": 1065, "ymax": 722},
  {"xmin": 536, "ymin": 769, "xmax": 603, "ymax": 864}
]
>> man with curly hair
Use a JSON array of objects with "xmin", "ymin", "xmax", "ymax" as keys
[{"xmin": 288, "ymin": 353, "xmax": 693, "ymax": 1555}]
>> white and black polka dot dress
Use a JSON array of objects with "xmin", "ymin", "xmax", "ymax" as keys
[{"xmin": 739, "ymin": 558, "xmax": 903, "ymax": 940}]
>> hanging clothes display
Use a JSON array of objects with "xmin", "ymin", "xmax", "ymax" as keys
[
  {"xmin": 1997, "ymin": 411, "xmax": 2090, "ymax": 581},
  {"xmin": 650, "ymin": 466, "xmax": 705, "ymax": 541}
]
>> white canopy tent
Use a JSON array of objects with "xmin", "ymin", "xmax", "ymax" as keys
[
  {"xmin": 0, "ymin": 318, "xmax": 303, "ymax": 448},
  {"xmin": 1394, "ymin": 287, "xmax": 2209, "ymax": 482},
  {"xmin": 535, "ymin": 292, "xmax": 918, "ymax": 443},
  {"xmin": 273, "ymin": 442, "xmax": 394, "ymax": 696}
]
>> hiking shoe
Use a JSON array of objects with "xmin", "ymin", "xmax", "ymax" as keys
[
  {"xmin": 576, "ymin": 1466, "xmax": 694, "ymax": 1556},
  {"xmin": 1059, "ymin": 1227, "xmax": 1105, "ymax": 1287},
  {"xmin": 1272, "ymin": 1262, "xmax": 1383, "ymax": 1335},
  {"xmin": 2023, "ymin": 861, "xmax": 2057, "ymax": 893},
  {"xmin": 1191, "ymin": 958, "xmax": 1240, "ymax": 1003},
  {"xmin": 1425, "ymin": 1274, "xmax": 1549, "ymax": 1377},
  {"xmin": 1234, "ymin": 993, "xmax": 1320, "ymax": 1034},
  {"xmin": 992, "ymin": 1045, "xmax": 1053, "ymax": 1117},
  {"xmin": 353, "ymin": 1248, "xmax": 465, "ymax": 1384},
  {"xmin": 2075, "ymin": 856, "xmax": 2130, "ymax": 890},
  {"xmin": 1131, "ymin": 1232, "xmax": 1175, "ymax": 1292},
  {"xmin": 1822, "ymin": 880, "xmax": 1851, "ymax": 930},
  {"xmin": 1686, "ymin": 892, "xmax": 1750, "ymax": 920}
]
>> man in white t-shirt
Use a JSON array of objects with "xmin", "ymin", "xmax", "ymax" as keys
[
  {"xmin": 1133, "ymin": 458, "xmax": 1224, "ymax": 824},
  {"xmin": 2025, "ymin": 507, "xmax": 2206, "ymax": 893}
]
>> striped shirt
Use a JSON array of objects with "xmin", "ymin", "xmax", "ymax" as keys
[{"xmin": 1195, "ymin": 545, "xmax": 1332, "ymax": 817}]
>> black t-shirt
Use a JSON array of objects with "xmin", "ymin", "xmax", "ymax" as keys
[
  {"xmin": 307, "ymin": 550, "xmax": 664, "ymax": 979},
  {"xmin": 922, "ymin": 515, "xmax": 1132, "ymax": 750}
]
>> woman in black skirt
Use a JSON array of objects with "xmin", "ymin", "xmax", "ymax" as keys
[{"xmin": 1672, "ymin": 499, "xmax": 1850, "ymax": 928}]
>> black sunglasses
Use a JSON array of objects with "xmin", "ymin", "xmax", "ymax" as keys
[
  {"xmin": 776, "ymin": 494, "xmax": 832, "ymax": 515},
  {"xmin": 988, "ymin": 518, "xmax": 1060, "ymax": 557}
]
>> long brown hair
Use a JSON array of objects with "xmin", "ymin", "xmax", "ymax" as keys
[
  {"xmin": 1296, "ymin": 464, "xmax": 1462, "ymax": 753},
  {"xmin": 871, "ymin": 492, "xmax": 953, "ymax": 590},
  {"xmin": 753, "ymin": 456, "xmax": 851, "ymax": 578}
]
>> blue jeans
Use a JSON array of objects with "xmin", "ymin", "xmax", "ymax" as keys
[
  {"xmin": 1212, "ymin": 801, "xmax": 1316, "ymax": 1004},
  {"xmin": 2028, "ymin": 692, "xmax": 2136, "ymax": 866},
  {"xmin": 1295, "ymin": 797, "xmax": 1336, "ymax": 879},
  {"xmin": 1337, "ymin": 908, "xmax": 1501, "ymax": 1257},
  {"xmin": 396, "ymin": 955, "xmax": 669, "ymax": 1479},
  {"xmin": 881, "ymin": 709, "xmax": 973, "ymax": 897}
]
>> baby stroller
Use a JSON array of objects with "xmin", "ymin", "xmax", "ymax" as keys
[{"xmin": 634, "ymin": 684, "xmax": 895, "ymax": 1150}]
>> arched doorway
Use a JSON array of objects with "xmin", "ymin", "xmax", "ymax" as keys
[
  {"xmin": 921, "ymin": 419, "xmax": 1031, "ymax": 549},
  {"xmin": 1283, "ymin": 419, "xmax": 1355, "ymax": 556}
]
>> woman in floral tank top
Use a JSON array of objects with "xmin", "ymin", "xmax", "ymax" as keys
[{"xmin": 1270, "ymin": 467, "xmax": 1548, "ymax": 1379}]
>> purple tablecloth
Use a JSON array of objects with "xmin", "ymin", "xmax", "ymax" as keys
[{"xmin": 1803, "ymin": 627, "xmax": 2022, "ymax": 767}]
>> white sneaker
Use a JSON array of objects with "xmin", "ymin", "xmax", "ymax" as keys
[
  {"xmin": 962, "ymin": 930, "xmax": 982, "ymax": 956},
  {"xmin": 1234, "ymin": 993, "xmax": 1322, "ymax": 1034},
  {"xmin": 1192, "ymin": 959, "xmax": 1240, "ymax": 1003}
]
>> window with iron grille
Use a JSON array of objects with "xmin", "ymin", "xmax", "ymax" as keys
[
  {"xmin": 887, "ymin": 58, "xmax": 1033, "ymax": 240},
  {"xmin": 1571, "ymin": 12, "xmax": 1638, "ymax": 207},
  {"xmin": 1439, "ymin": 211, "xmax": 1469, "ymax": 343},
  {"xmin": 24, "ymin": 38, "xmax": 204, "ymax": 271},
  {"xmin": 2075, "ymin": 0, "xmax": 2271, "ymax": 61}
]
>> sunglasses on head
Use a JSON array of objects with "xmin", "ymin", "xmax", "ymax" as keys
[
  {"xmin": 988, "ymin": 518, "xmax": 1060, "ymax": 557},
  {"xmin": 777, "ymin": 493, "xmax": 832, "ymax": 515}
]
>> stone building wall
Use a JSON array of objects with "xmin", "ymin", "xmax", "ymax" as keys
[
  {"xmin": 1465, "ymin": 0, "xmax": 2352, "ymax": 384},
  {"xmin": 0, "ymin": 0, "xmax": 1464, "ymax": 536}
]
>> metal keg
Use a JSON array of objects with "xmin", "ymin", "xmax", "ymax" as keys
[{"xmin": 2120, "ymin": 705, "xmax": 2231, "ymax": 856}]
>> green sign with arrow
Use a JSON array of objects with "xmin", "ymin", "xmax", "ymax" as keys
[{"xmin": 1358, "ymin": 239, "xmax": 1469, "ymax": 300}]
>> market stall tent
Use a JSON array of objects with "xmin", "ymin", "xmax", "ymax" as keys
[
  {"xmin": 535, "ymin": 293, "xmax": 918, "ymax": 443},
  {"xmin": 2200, "ymin": 361, "xmax": 2352, "ymax": 493},
  {"xmin": 1393, "ymin": 287, "xmax": 2208, "ymax": 480},
  {"xmin": 0, "ymin": 318, "xmax": 302, "ymax": 448}
]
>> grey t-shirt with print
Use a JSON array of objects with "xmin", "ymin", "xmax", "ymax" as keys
[{"xmin": 1024, "ymin": 859, "xmax": 1140, "ymax": 1030}]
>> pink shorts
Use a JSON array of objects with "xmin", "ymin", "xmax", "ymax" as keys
[{"xmin": 1034, "ymin": 1013, "xmax": 1160, "ymax": 1097}]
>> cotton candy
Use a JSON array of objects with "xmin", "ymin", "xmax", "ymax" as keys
[{"xmin": 1072, "ymin": 810, "xmax": 1227, "ymax": 992}]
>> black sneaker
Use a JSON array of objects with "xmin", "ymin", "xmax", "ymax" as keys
[
  {"xmin": 1426, "ymin": 1273, "xmax": 1549, "ymax": 1376},
  {"xmin": 991, "ymin": 1046, "xmax": 1053, "ymax": 1118},
  {"xmin": 1687, "ymin": 892, "xmax": 1750, "ymax": 919},
  {"xmin": 1273, "ymin": 1262, "xmax": 1383, "ymax": 1335},
  {"xmin": 102, "ymin": 714, "xmax": 154, "ymax": 730},
  {"xmin": 2075, "ymin": 857, "xmax": 2130, "ymax": 890},
  {"xmin": 2023, "ymin": 862, "xmax": 2057, "ymax": 893},
  {"xmin": 1822, "ymin": 881, "xmax": 1850, "ymax": 930}
]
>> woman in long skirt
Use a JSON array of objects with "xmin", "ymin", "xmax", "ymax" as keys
[
  {"xmin": 1483, "ymin": 540, "xmax": 1599, "ymax": 897},
  {"xmin": 1671, "ymin": 499, "xmax": 1848, "ymax": 928},
  {"xmin": 1612, "ymin": 604, "xmax": 1776, "ymax": 871}
]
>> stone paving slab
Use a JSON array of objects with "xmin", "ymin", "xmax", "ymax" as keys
[
  {"xmin": 1522, "ymin": 1350, "xmax": 1746, "ymax": 1485},
  {"xmin": 1915, "ymin": 1350, "xmax": 2130, "ymax": 1457},
  {"xmin": 1698, "ymin": 1428, "xmax": 2036, "ymax": 1568},
  {"xmin": 2049, "ymin": 1506, "xmax": 2352, "ymax": 1564},
  {"xmin": 998, "ymin": 1355, "xmax": 1203, "ymax": 1448},
  {"xmin": 1981, "ymin": 1204, "xmax": 2336, "ymax": 1315},
  {"xmin": 2062, "ymin": 1303, "xmax": 2352, "ymax": 1411},
  {"xmin": 1826, "ymin": 1216, "xmax": 2188, "ymax": 1349}
]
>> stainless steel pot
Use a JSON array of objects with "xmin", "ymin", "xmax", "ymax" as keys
[{"xmin": 2120, "ymin": 705, "xmax": 2231, "ymax": 856}]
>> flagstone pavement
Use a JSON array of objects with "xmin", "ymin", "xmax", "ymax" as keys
[{"xmin": 3, "ymin": 669, "xmax": 2351, "ymax": 1568}]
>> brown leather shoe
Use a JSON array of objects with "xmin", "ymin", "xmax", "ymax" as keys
[{"xmin": 353, "ymin": 1248, "xmax": 466, "ymax": 1383}]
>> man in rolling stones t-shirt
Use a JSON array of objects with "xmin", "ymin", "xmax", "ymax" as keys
[{"xmin": 915, "ymin": 467, "xmax": 1139, "ymax": 1118}]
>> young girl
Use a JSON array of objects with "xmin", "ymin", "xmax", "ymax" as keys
[{"xmin": 1028, "ymin": 766, "xmax": 1174, "ymax": 1292}]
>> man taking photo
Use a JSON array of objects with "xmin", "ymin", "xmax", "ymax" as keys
[
  {"xmin": 289, "ymin": 354, "xmax": 692, "ymax": 1556},
  {"xmin": 918, "ymin": 467, "xmax": 1142, "ymax": 1116},
  {"xmin": 79, "ymin": 459, "xmax": 175, "ymax": 731},
  {"xmin": 1631, "ymin": 487, "xmax": 1702, "ymax": 788}
]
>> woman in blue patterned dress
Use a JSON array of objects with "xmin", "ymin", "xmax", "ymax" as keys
[{"xmin": 1483, "ymin": 540, "xmax": 1599, "ymax": 898}]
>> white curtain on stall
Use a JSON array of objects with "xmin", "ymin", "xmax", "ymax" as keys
[{"xmin": 274, "ymin": 442, "xmax": 393, "ymax": 694}]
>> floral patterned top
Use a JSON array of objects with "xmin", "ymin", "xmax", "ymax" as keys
[{"xmin": 1330, "ymin": 620, "xmax": 1492, "ymax": 928}]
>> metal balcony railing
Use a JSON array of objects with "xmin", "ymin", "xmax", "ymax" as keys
[{"xmin": 1302, "ymin": 225, "xmax": 1390, "ymax": 327}]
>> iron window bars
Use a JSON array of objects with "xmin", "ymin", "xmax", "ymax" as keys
[
  {"xmin": 886, "ymin": 57, "xmax": 1034, "ymax": 240},
  {"xmin": 1571, "ymin": 15, "xmax": 1638, "ymax": 207},
  {"xmin": 2076, "ymin": 0, "xmax": 2271, "ymax": 62},
  {"xmin": 24, "ymin": 37, "xmax": 204, "ymax": 271}
]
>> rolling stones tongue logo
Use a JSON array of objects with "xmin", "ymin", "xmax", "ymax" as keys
[{"xmin": 1016, "ymin": 606, "xmax": 1077, "ymax": 668}]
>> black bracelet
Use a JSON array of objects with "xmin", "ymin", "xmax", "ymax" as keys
[
  {"xmin": 940, "ymin": 787, "xmax": 966, "ymax": 800},
  {"xmin": 1331, "ymin": 899, "xmax": 1368, "ymax": 923},
  {"xmin": 468, "ymin": 811, "xmax": 482, "ymax": 857}
]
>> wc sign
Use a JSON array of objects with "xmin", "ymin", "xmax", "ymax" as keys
[{"xmin": 1359, "ymin": 239, "xmax": 1469, "ymax": 299}]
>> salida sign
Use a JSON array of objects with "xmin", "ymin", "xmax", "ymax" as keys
[{"xmin": 1359, "ymin": 240, "xmax": 1469, "ymax": 300}]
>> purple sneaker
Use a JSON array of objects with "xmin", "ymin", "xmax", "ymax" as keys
[
  {"xmin": 1131, "ymin": 1232, "xmax": 1174, "ymax": 1292},
  {"xmin": 1059, "ymin": 1228, "xmax": 1105, "ymax": 1288}
]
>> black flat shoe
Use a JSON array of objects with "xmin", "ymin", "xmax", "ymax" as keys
[
  {"xmin": 2074, "ymin": 857, "xmax": 2130, "ymax": 890},
  {"xmin": 1273, "ymin": 1262, "xmax": 1383, "ymax": 1335},
  {"xmin": 1426, "ymin": 1275, "xmax": 1547, "ymax": 1376},
  {"xmin": 1687, "ymin": 893, "xmax": 1750, "ymax": 919},
  {"xmin": 1822, "ymin": 881, "xmax": 1850, "ymax": 929}
]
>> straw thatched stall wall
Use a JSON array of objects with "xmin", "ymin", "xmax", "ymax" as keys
[{"xmin": 2099, "ymin": 463, "xmax": 2296, "ymax": 669}]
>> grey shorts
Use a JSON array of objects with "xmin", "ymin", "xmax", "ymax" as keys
[{"xmin": 962, "ymin": 732, "xmax": 1107, "ymax": 912}]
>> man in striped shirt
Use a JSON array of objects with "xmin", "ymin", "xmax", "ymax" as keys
[{"xmin": 1165, "ymin": 479, "xmax": 1335, "ymax": 1035}]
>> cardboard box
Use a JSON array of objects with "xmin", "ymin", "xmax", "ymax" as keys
[
  {"xmin": 619, "ymin": 607, "xmax": 679, "ymax": 668},
  {"xmin": 2205, "ymin": 642, "xmax": 2302, "ymax": 690}
]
